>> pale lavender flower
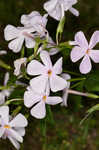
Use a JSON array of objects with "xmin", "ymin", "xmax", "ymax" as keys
[
  {"xmin": 70, "ymin": 31, "xmax": 99, "ymax": 74},
  {"xmin": 44, "ymin": 0, "xmax": 79, "ymax": 21},
  {"xmin": 27, "ymin": 51, "xmax": 67, "ymax": 93},
  {"xmin": 24, "ymin": 85, "xmax": 62, "ymax": 119},
  {"xmin": 0, "ymin": 106, "xmax": 28, "ymax": 150},
  {"xmin": 4, "ymin": 25, "xmax": 36, "ymax": 53},
  {"xmin": 21, "ymin": 11, "xmax": 48, "ymax": 37}
]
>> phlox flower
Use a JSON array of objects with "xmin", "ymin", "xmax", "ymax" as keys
[
  {"xmin": 27, "ymin": 50, "xmax": 67, "ymax": 93},
  {"xmin": 24, "ymin": 85, "xmax": 62, "ymax": 119},
  {"xmin": 14, "ymin": 58, "xmax": 27, "ymax": 76},
  {"xmin": 44, "ymin": 0, "xmax": 79, "ymax": 21},
  {"xmin": 21, "ymin": 11, "xmax": 48, "ymax": 37},
  {"xmin": 61, "ymin": 73, "xmax": 71, "ymax": 106},
  {"xmin": 0, "ymin": 106, "xmax": 28, "ymax": 150},
  {"xmin": 70, "ymin": 31, "xmax": 99, "ymax": 74},
  {"xmin": 4, "ymin": 25, "xmax": 36, "ymax": 53},
  {"xmin": 0, "ymin": 72, "xmax": 13, "ymax": 105}
]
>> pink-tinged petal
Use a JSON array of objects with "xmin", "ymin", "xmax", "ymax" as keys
[
  {"xmin": 25, "ymin": 37, "xmax": 35, "ymax": 48},
  {"xmin": 0, "ymin": 127, "xmax": 5, "ymax": 137},
  {"xmin": 30, "ymin": 75, "xmax": 48, "ymax": 94},
  {"xmin": 89, "ymin": 50, "xmax": 99, "ymax": 63},
  {"xmin": 70, "ymin": 46, "xmax": 85, "ymax": 62},
  {"xmin": 69, "ymin": 7, "xmax": 79, "ymax": 16},
  {"xmin": 0, "ymin": 106, "xmax": 9, "ymax": 123},
  {"xmin": 9, "ymin": 129, "xmax": 23, "ymax": 143},
  {"xmin": 4, "ymin": 25, "xmax": 19, "ymax": 41},
  {"xmin": 30, "ymin": 101, "xmax": 46, "ymax": 119},
  {"xmin": 75, "ymin": 31, "xmax": 88, "ymax": 49},
  {"xmin": 40, "ymin": 51, "xmax": 52, "ymax": 68},
  {"xmin": 80, "ymin": 55, "xmax": 92, "ymax": 74},
  {"xmin": 50, "ymin": 75, "xmax": 67, "ymax": 92},
  {"xmin": 24, "ymin": 90, "xmax": 40, "ymax": 108},
  {"xmin": 53, "ymin": 57, "xmax": 62, "ymax": 74},
  {"xmin": 9, "ymin": 114, "xmax": 28, "ymax": 128},
  {"xmin": 46, "ymin": 96, "xmax": 62, "ymax": 105},
  {"xmin": 8, "ymin": 136, "xmax": 20, "ymax": 150},
  {"xmin": 27, "ymin": 60, "xmax": 45, "ymax": 76},
  {"xmin": 8, "ymin": 37, "xmax": 24, "ymax": 53},
  {"xmin": 89, "ymin": 31, "xmax": 99, "ymax": 49}
]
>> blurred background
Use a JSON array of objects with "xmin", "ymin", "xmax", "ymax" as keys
[{"xmin": 0, "ymin": 0, "xmax": 99, "ymax": 150}]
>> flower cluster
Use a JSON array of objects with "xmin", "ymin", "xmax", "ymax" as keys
[{"xmin": 0, "ymin": 0, "xmax": 99, "ymax": 149}]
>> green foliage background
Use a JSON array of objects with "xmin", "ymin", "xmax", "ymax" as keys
[{"xmin": 0, "ymin": 0, "xmax": 99, "ymax": 150}]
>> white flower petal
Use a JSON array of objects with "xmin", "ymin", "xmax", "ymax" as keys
[
  {"xmin": 4, "ymin": 72, "xmax": 9, "ymax": 86},
  {"xmin": 89, "ymin": 31, "xmax": 99, "ymax": 49},
  {"xmin": 69, "ymin": 7, "xmax": 79, "ymax": 16},
  {"xmin": 21, "ymin": 11, "xmax": 40, "ymax": 26},
  {"xmin": 40, "ymin": 51, "xmax": 52, "ymax": 68},
  {"xmin": 14, "ymin": 127, "xmax": 25, "ymax": 137},
  {"xmin": 25, "ymin": 37, "xmax": 35, "ymax": 48},
  {"xmin": 0, "ymin": 106, "xmax": 9, "ymax": 123},
  {"xmin": 0, "ymin": 92, "xmax": 5, "ymax": 105},
  {"xmin": 30, "ymin": 75, "xmax": 48, "ymax": 93},
  {"xmin": 9, "ymin": 129, "xmax": 23, "ymax": 143},
  {"xmin": 27, "ymin": 60, "xmax": 45, "ymax": 75},
  {"xmin": 30, "ymin": 101, "xmax": 46, "ymax": 119},
  {"xmin": 8, "ymin": 136, "xmax": 20, "ymax": 150},
  {"xmin": 50, "ymin": 75, "xmax": 67, "ymax": 92},
  {"xmin": 89, "ymin": 50, "xmax": 99, "ymax": 63},
  {"xmin": 80, "ymin": 55, "xmax": 92, "ymax": 74},
  {"xmin": 14, "ymin": 58, "xmax": 27, "ymax": 76},
  {"xmin": 53, "ymin": 57, "xmax": 62, "ymax": 74},
  {"xmin": 4, "ymin": 25, "xmax": 19, "ymax": 41},
  {"xmin": 8, "ymin": 37, "xmax": 24, "ymax": 53},
  {"xmin": 0, "ymin": 127, "xmax": 5, "ymax": 137},
  {"xmin": 75, "ymin": 31, "xmax": 88, "ymax": 49},
  {"xmin": 46, "ymin": 96, "xmax": 62, "ymax": 105},
  {"xmin": 0, "ymin": 50, "xmax": 7, "ymax": 55},
  {"xmin": 44, "ymin": 0, "xmax": 58, "ymax": 13},
  {"xmin": 70, "ymin": 46, "xmax": 85, "ymax": 62},
  {"xmin": 9, "ymin": 114, "xmax": 28, "ymax": 127},
  {"xmin": 24, "ymin": 90, "xmax": 40, "ymax": 108}
]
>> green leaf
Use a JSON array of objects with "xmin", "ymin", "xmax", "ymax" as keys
[
  {"xmin": 85, "ymin": 71, "xmax": 99, "ymax": 91},
  {"xmin": 87, "ymin": 104, "xmax": 99, "ymax": 114}
]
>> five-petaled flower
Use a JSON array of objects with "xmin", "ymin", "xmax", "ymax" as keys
[
  {"xmin": 27, "ymin": 50, "xmax": 67, "ymax": 93},
  {"xmin": 0, "ymin": 106, "xmax": 28, "ymax": 150},
  {"xmin": 4, "ymin": 25, "xmax": 36, "ymax": 53},
  {"xmin": 24, "ymin": 85, "xmax": 62, "ymax": 119},
  {"xmin": 44, "ymin": 0, "xmax": 79, "ymax": 21},
  {"xmin": 70, "ymin": 31, "xmax": 99, "ymax": 74}
]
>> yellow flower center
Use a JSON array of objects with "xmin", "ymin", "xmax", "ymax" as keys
[
  {"xmin": 86, "ymin": 49, "xmax": 90, "ymax": 54},
  {"xmin": 4, "ymin": 125, "xmax": 11, "ymax": 129},
  {"xmin": 43, "ymin": 95, "xmax": 47, "ymax": 101},
  {"xmin": 48, "ymin": 70, "xmax": 52, "ymax": 76}
]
